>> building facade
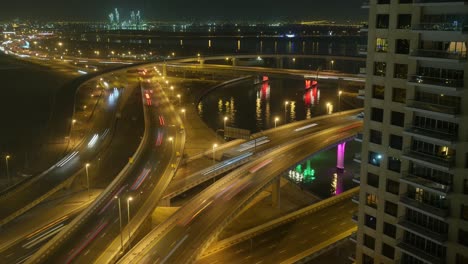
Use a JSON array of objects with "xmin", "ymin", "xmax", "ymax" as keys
[{"xmin": 355, "ymin": 0, "xmax": 468, "ymax": 263}]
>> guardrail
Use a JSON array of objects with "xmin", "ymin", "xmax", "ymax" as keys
[
  {"xmin": 282, "ymin": 227, "xmax": 357, "ymax": 264},
  {"xmin": 200, "ymin": 186, "xmax": 359, "ymax": 257},
  {"xmin": 28, "ymin": 83, "xmax": 151, "ymax": 264}
]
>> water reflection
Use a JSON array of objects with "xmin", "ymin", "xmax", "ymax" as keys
[{"xmin": 287, "ymin": 160, "xmax": 316, "ymax": 184}]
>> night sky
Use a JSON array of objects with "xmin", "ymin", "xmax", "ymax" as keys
[{"xmin": 0, "ymin": 0, "xmax": 366, "ymax": 22}]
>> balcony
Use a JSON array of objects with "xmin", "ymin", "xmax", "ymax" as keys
[
  {"xmin": 357, "ymin": 89, "xmax": 365, "ymax": 100},
  {"xmin": 353, "ymin": 153, "xmax": 362, "ymax": 164},
  {"xmin": 349, "ymin": 232, "xmax": 357, "ymax": 243},
  {"xmin": 407, "ymin": 75, "xmax": 464, "ymax": 92},
  {"xmin": 400, "ymin": 195, "xmax": 449, "ymax": 220},
  {"xmin": 397, "ymin": 240, "xmax": 445, "ymax": 264},
  {"xmin": 352, "ymin": 195, "xmax": 360, "ymax": 204},
  {"xmin": 357, "ymin": 44, "xmax": 368, "ymax": 55},
  {"xmin": 402, "ymin": 148, "xmax": 455, "ymax": 171},
  {"xmin": 410, "ymin": 49, "xmax": 467, "ymax": 62},
  {"xmin": 401, "ymin": 172, "xmax": 451, "ymax": 196},
  {"xmin": 404, "ymin": 123, "xmax": 458, "ymax": 146},
  {"xmin": 359, "ymin": 25, "xmax": 369, "ymax": 33},
  {"xmin": 412, "ymin": 22, "xmax": 468, "ymax": 33},
  {"xmin": 406, "ymin": 99, "xmax": 460, "ymax": 117},
  {"xmin": 352, "ymin": 213, "xmax": 358, "ymax": 223},
  {"xmin": 361, "ymin": 1, "xmax": 370, "ymax": 8},
  {"xmin": 397, "ymin": 217, "xmax": 448, "ymax": 244},
  {"xmin": 355, "ymin": 133, "xmax": 363, "ymax": 143}
]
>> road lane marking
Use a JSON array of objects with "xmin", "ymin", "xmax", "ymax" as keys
[
  {"xmin": 84, "ymin": 249, "xmax": 90, "ymax": 256},
  {"xmin": 280, "ymin": 249, "xmax": 286, "ymax": 254}
]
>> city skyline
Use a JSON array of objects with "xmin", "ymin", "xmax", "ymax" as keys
[{"xmin": 0, "ymin": 0, "xmax": 366, "ymax": 22}]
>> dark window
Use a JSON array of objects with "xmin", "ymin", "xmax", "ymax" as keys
[
  {"xmin": 394, "ymin": 63, "xmax": 408, "ymax": 79},
  {"xmin": 399, "ymin": 0, "xmax": 413, "ymax": 3},
  {"xmin": 377, "ymin": 14, "xmax": 390, "ymax": 29},
  {"xmin": 364, "ymin": 234, "xmax": 375, "ymax": 250},
  {"xmin": 378, "ymin": 0, "xmax": 390, "ymax": 3},
  {"xmin": 460, "ymin": 205, "xmax": 468, "ymax": 221},
  {"xmin": 388, "ymin": 157, "xmax": 402, "ymax": 173},
  {"xmin": 397, "ymin": 14, "xmax": 412, "ymax": 29},
  {"xmin": 459, "ymin": 229, "xmax": 468, "ymax": 247},
  {"xmin": 383, "ymin": 222, "xmax": 397, "ymax": 238},
  {"xmin": 392, "ymin": 88, "xmax": 406, "ymax": 103},
  {"xmin": 363, "ymin": 253, "xmax": 374, "ymax": 264},
  {"xmin": 386, "ymin": 179, "xmax": 400, "ymax": 195},
  {"xmin": 385, "ymin": 201, "xmax": 398, "ymax": 217},
  {"xmin": 466, "ymin": 153, "xmax": 468, "ymax": 168},
  {"xmin": 374, "ymin": 62, "xmax": 387, "ymax": 76},
  {"xmin": 366, "ymin": 193, "xmax": 378, "ymax": 209},
  {"xmin": 371, "ymin": 107, "xmax": 384, "ymax": 122},
  {"xmin": 382, "ymin": 243, "xmax": 395, "ymax": 259},
  {"xmin": 367, "ymin": 172, "xmax": 379, "ymax": 188},
  {"xmin": 456, "ymin": 254, "xmax": 468, "ymax": 264},
  {"xmin": 396, "ymin": 39, "xmax": 410, "ymax": 54},
  {"xmin": 389, "ymin": 134, "xmax": 403, "ymax": 150},
  {"xmin": 464, "ymin": 179, "xmax": 468, "ymax": 195},
  {"xmin": 365, "ymin": 214, "xmax": 377, "ymax": 229},
  {"xmin": 370, "ymin": 129, "xmax": 382, "ymax": 145},
  {"xmin": 368, "ymin": 151, "xmax": 383, "ymax": 167},
  {"xmin": 391, "ymin": 111, "xmax": 404, "ymax": 127},
  {"xmin": 372, "ymin": 85, "xmax": 385, "ymax": 100}
]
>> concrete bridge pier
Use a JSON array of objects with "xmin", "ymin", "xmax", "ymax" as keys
[
  {"xmin": 336, "ymin": 142, "xmax": 346, "ymax": 172},
  {"xmin": 199, "ymin": 59, "xmax": 205, "ymax": 65},
  {"xmin": 162, "ymin": 63, "xmax": 167, "ymax": 77},
  {"xmin": 272, "ymin": 176, "xmax": 281, "ymax": 208},
  {"xmin": 276, "ymin": 57, "xmax": 283, "ymax": 69},
  {"xmin": 232, "ymin": 58, "xmax": 238, "ymax": 66},
  {"xmin": 159, "ymin": 197, "xmax": 171, "ymax": 207}
]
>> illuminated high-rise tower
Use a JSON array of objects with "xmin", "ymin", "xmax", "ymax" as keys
[{"xmin": 355, "ymin": 1, "xmax": 468, "ymax": 264}]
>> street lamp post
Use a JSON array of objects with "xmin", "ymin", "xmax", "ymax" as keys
[
  {"xmin": 127, "ymin": 197, "xmax": 133, "ymax": 248},
  {"xmin": 338, "ymin": 90, "xmax": 343, "ymax": 113},
  {"xmin": 5, "ymin": 155, "xmax": 10, "ymax": 185},
  {"xmin": 212, "ymin": 144, "xmax": 218, "ymax": 163},
  {"xmin": 223, "ymin": 116, "xmax": 228, "ymax": 129},
  {"xmin": 177, "ymin": 94, "xmax": 181, "ymax": 104},
  {"xmin": 274, "ymin": 117, "xmax": 279, "ymax": 128},
  {"xmin": 170, "ymin": 85, "xmax": 174, "ymax": 96},
  {"xmin": 169, "ymin": 137, "xmax": 174, "ymax": 148},
  {"xmin": 85, "ymin": 163, "xmax": 90, "ymax": 198},
  {"xmin": 115, "ymin": 196, "xmax": 123, "ymax": 252},
  {"xmin": 284, "ymin": 101, "xmax": 289, "ymax": 122},
  {"xmin": 181, "ymin": 109, "xmax": 186, "ymax": 119}
]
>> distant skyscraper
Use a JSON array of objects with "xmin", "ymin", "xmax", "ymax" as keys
[
  {"xmin": 355, "ymin": 1, "xmax": 468, "ymax": 264},
  {"xmin": 115, "ymin": 8, "xmax": 120, "ymax": 24}
]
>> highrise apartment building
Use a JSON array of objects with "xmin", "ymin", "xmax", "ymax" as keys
[{"xmin": 355, "ymin": 0, "xmax": 468, "ymax": 263}]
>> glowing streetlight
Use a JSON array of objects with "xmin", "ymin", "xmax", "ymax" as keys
[
  {"xmin": 170, "ymin": 85, "xmax": 174, "ymax": 96},
  {"xmin": 274, "ymin": 117, "xmax": 280, "ymax": 128},
  {"xmin": 168, "ymin": 137, "xmax": 174, "ymax": 148},
  {"xmin": 181, "ymin": 108, "xmax": 186, "ymax": 119},
  {"xmin": 326, "ymin": 102, "xmax": 333, "ymax": 114},
  {"xmin": 212, "ymin": 143, "xmax": 218, "ymax": 162},
  {"xmin": 338, "ymin": 90, "xmax": 343, "ymax": 113},
  {"xmin": 58, "ymin": 42, "xmax": 63, "ymax": 47},
  {"xmin": 85, "ymin": 163, "xmax": 91, "ymax": 198},
  {"xmin": 224, "ymin": 116, "xmax": 228, "ymax": 128},
  {"xmin": 127, "ymin": 197, "xmax": 133, "ymax": 247},
  {"xmin": 331, "ymin": 60, "xmax": 335, "ymax": 70},
  {"xmin": 5, "ymin": 155, "xmax": 10, "ymax": 185},
  {"xmin": 115, "ymin": 196, "xmax": 123, "ymax": 251},
  {"xmin": 284, "ymin": 101, "xmax": 289, "ymax": 121},
  {"xmin": 177, "ymin": 94, "xmax": 181, "ymax": 104}
]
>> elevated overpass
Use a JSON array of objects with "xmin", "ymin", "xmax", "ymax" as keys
[{"xmin": 118, "ymin": 120, "xmax": 362, "ymax": 263}]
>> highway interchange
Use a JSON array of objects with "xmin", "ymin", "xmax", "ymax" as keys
[{"xmin": 1, "ymin": 40, "xmax": 364, "ymax": 264}]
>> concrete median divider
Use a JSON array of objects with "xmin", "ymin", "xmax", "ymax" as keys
[{"xmin": 199, "ymin": 186, "xmax": 359, "ymax": 258}]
